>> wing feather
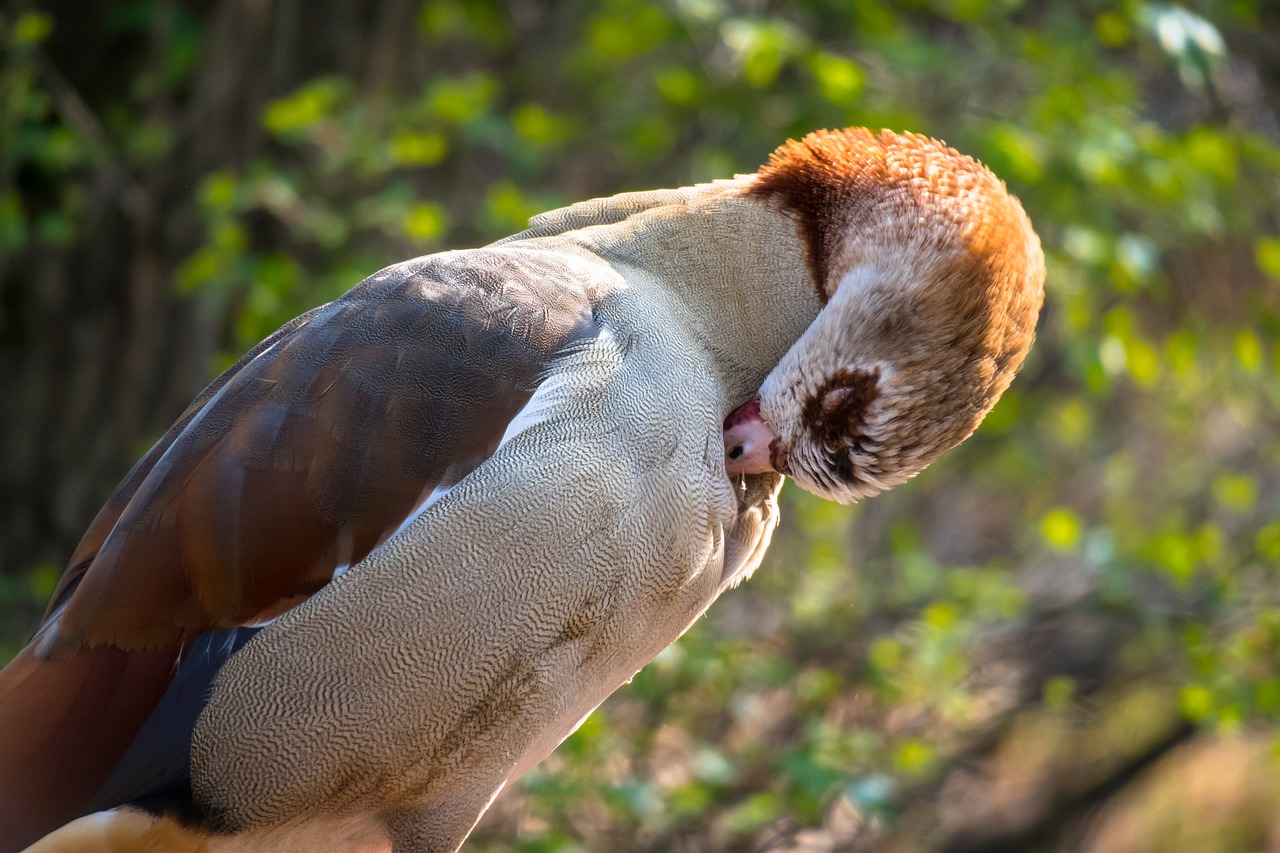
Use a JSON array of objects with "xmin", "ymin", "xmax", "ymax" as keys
[{"xmin": 38, "ymin": 250, "xmax": 596, "ymax": 655}]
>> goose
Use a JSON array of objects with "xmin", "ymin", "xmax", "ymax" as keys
[{"xmin": 1, "ymin": 128, "xmax": 1044, "ymax": 853}]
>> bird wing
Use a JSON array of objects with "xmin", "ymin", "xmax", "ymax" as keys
[
  {"xmin": 191, "ymin": 285, "xmax": 784, "ymax": 848},
  {"xmin": 0, "ymin": 246, "xmax": 607, "ymax": 848},
  {"xmin": 37, "ymin": 247, "xmax": 597, "ymax": 656}
]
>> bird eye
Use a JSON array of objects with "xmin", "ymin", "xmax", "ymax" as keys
[{"xmin": 831, "ymin": 452, "xmax": 857, "ymax": 483}]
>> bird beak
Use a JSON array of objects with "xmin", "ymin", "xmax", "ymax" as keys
[{"xmin": 723, "ymin": 397, "xmax": 782, "ymax": 475}]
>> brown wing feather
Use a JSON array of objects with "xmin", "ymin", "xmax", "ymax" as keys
[
  {"xmin": 0, "ymin": 644, "xmax": 177, "ymax": 851},
  {"xmin": 44, "ymin": 311, "xmax": 326, "ymax": 622},
  {"xmin": 38, "ymin": 250, "xmax": 596, "ymax": 654}
]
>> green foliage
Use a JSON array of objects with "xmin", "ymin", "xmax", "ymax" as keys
[{"xmin": 4, "ymin": 0, "xmax": 1280, "ymax": 848}]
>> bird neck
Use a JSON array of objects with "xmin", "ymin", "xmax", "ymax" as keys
[{"xmin": 513, "ymin": 180, "xmax": 822, "ymax": 404}]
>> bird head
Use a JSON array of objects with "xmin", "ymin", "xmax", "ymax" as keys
[{"xmin": 724, "ymin": 128, "xmax": 1045, "ymax": 503}]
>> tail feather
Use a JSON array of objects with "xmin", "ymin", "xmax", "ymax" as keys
[
  {"xmin": 23, "ymin": 810, "xmax": 210, "ymax": 853},
  {"xmin": 0, "ymin": 644, "xmax": 177, "ymax": 853},
  {"xmin": 21, "ymin": 810, "xmax": 395, "ymax": 853}
]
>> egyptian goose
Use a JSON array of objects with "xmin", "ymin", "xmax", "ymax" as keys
[{"xmin": 0, "ymin": 128, "xmax": 1043, "ymax": 852}]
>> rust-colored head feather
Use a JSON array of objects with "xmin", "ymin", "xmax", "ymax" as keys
[
  {"xmin": 749, "ymin": 128, "xmax": 1038, "ymax": 304},
  {"xmin": 738, "ymin": 128, "xmax": 1045, "ymax": 502}
]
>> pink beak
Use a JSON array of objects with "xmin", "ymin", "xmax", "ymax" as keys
[{"xmin": 723, "ymin": 397, "xmax": 782, "ymax": 475}]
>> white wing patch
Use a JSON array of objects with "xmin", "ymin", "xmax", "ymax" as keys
[
  {"xmin": 327, "ymin": 375, "xmax": 563, "ymax": 585},
  {"xmin": 386, "ymin": 482, "xmax": 457, "ymax": 544},
  {"xmin": 375, "ymin": 323, "xmax": 619, "ymax": 565},
  {"xmin": 496, "ymin": 323, "xmax": 618, "ymax": 451},
  {"xmin": 495, "ymin": 371, "xmax": 574, "ymax": 452},
  {"xmin": 339, "ymin": 327, "xmax": 615, "ymax": 582}
]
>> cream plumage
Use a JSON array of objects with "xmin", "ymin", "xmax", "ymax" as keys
[{"xmin": 1, "ymin": 128, "xmax": 1043, "ymax": 853}]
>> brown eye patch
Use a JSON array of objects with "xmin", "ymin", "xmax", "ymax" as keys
[{"xmin": 802, "ymin": 368, "xmax": 881, "ymax": 450}]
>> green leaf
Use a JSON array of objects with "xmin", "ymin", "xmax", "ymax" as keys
[
  {"xmin": 425, "ymin": 73, "xmax": 497, "ymax": 125},
  {"xmin": 403, "ymin": 202, "xmax": 448, "ymax": 241},
  {"xmin": 389, "ymin": 132, "xmax": 449, "ymax": 166},
  {"xmin": 176, "ymin": 247, "xmax": 222, "ymax": 294},
  {"xmin": 1234, "ymin": 330, "xmax": 1262, "ymax": 371},
  {"xmin": 263, "ymin": 78, "xmax": 348, "ymax": 136},
  {"xmin": 1255, "ymin": 237, "xmax": 1280, "ymax": 281},
  {"xmin": 985, "ymin": 124, "xmax": 1046, "ymax": 184},
  {"xmin": 809, "ymin": 53, "xmax": 864, "ymax": 104},
  {"xmin": 868, "ymin": 637, "xmax": 903, "ymax": 673},
  {"xmin": 1044, "ymin": 675, "xmax": 1076, "ymax": 710},
  {"xmin": 26, "ymin": 564, "xmax": 60, "ymax": 602},
  {"xmin": 724, "ymin": 792, "xmax": 781, "ymax": 833},
  {"xmin": 587, "ymin": 5, "xmax": 668, "ymax": 61},
  {"xmin": 1212, "ymin": 473, "xmax": 1256, "ymax": 512},
  {"xmin": 1184, "ymin": 127, "xmax": 1237, "ymax": 185},
  {"xmin": 1094, "ymin": 11, "xmax": 1130, "ymax": 46},
  {"xmin": 0, "ymin": 191, "xmax": 27, "ymax": 252},
  {"xmin": 655, "ymin": 66, "xmax": 701, "ymax": 105},
  {"xmin": 485, "ymin": 180, "xmax": 540, "ymax": 232},
  {"xmin": 200, "ymin": 172, "xmax": 239, "ymax": 214},
  {"xmin": 721, "ymin": 19, "xmax": 799, "ymax": 88},
  {"xmin": 13, "ymin": 12, "xmax": 54, "ymax": 45},
  {"xmin": 511, "ymin": 103, "xmax": 574, "ymax": 148}
]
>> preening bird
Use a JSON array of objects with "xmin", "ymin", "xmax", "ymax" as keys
[{"xmin": 0, "ymin": 128, "xmax": 1044, "ymax": 853}]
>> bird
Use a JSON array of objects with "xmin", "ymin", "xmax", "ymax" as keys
[{"xmin": 0, "ymin": 128, "xmax": 1044, "ymax": 853}]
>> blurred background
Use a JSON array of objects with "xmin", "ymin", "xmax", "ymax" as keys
[{"xmin": 2, "ymin": 0, "xmax": 1279, "ymax": 850}]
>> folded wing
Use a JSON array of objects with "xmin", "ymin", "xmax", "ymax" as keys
[
  {"xmin": 40, "ymin": 250, "xmax": 597, "ymax": 654},
  {"xmin": 0, "ymin": 248, "xmax": 597, "ymax": 849}
]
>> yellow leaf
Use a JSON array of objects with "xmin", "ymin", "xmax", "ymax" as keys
[
  {"xmin": 1041, "ymin": 508, "xmax": 1081, "ymax": 552},
  {"xmin": 1179, "ymin": 685, "xmax": 1214, "ymax": 721}
]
